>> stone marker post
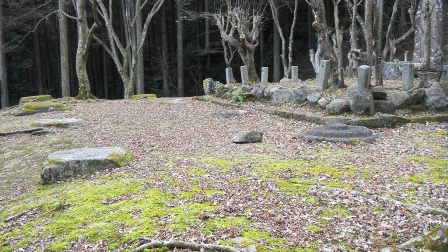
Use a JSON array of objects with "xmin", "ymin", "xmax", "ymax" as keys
[
  {"xmin": 317, "ymin": 60, "xmax": 331, "ymax": 90},
  {"xmin": 240, "ymin": 66, "xmax": 249, "ymax": 84},
  {"xmin": 261, "ymin": 67, "xmax": 269, "ymax": 82},
  {"xmin": 357, "ymin": 65, "xmax": 372, "ymax": 89},
  {"xmin": 292, "ymin": 66, "xmax": 299, "ymax": 82},
  {"xmin": 225, "ymin": 67, "xmax": 234, "ymax": 85},
  {"xmin": 442, "ymin": 65, "xmax": 448, "ymax": 81},
  {"xmin": 402, "ymin": 62, "xmax": 414, "ymax": 91}
]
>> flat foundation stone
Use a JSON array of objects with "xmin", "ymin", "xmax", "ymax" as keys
[
  {"xmin": 18, "ymin": 101, "xmax": 70, "ymax": 116},
  {"xmin": 302, "ymin": 123, "xmax": 377, "ymax": 143},
  {"xmin": 31, "ymin": 118, "xmax": 84, "ymax": 128},
  {"xmin": 213, "ymin": 110, "xmax": 248, "ymax": 118},
  {"xmin": 41, "ymin": 147, "xmax": 132, "ymax": 184},
  {"xmin": 232, "ymin": 131, "xmax": 263, "ymax": 144}
]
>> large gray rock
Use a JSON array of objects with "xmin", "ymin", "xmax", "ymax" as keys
[
  {"xmin": 263, "ymin": 85, "xmax": 281, "ymax": 99},
  {"xmin": 41, "ymin": 147, "xmax": 133, "ymax": 184},
  {"xmin": 390, "ymin": 89, "xmax": 426, "ymax": 109},
  {"xmin": 232, "ymin": 131, "xmax": 263, "ymax": 144},
  {"xmin": 383, "ymin": 62, "xmax": 401, "ymax": 80},
  {"xmin": 347, "ymin": 86, "xmax": 374, "ymax": 115},
  {"xmin": 425, "ymin": 82, "xmax": 448, "ymax": 110},
  {"xmin": 307, "ymin": 91, "xmax": 323, "ymax": 104},
  {"xmin": 251, "ymin": 84, "xmax": 267, "ymax": 99},
  {"xmin": 325, "ymin": 99, "xmax": 350, "ymax": 115},
  {"xmin": 213, "ymin": 110, "xmax": 249, "ymax": 118},
  {"xmin": 318, "ymin": 98, "xmax": 330, "ymax": 109},
  {"xmin": 302, "ymin": 123, "xmax": 377, "ymax": 143},
  {"xmin": 374, "ymin": 100, "xmax": 396, "ymax": 114},
  {"xmin": 31, "ymin": 118, "xmax": 84, "ymax": 128},
  {"xmin": 272, "ymin": 87, "xmax": 309, "ymax": 104},
  {"xmin": 241, "ymin": 85, "xmax": 253, "ymax": 93},
  {"xmin": 272, "ymin": 90, "xmax": 294, "ymax": 104}
]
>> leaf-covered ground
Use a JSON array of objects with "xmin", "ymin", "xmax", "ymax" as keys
[{"xmin": 0, "ymin": 98, "xmax": 447, "ymax": 251}]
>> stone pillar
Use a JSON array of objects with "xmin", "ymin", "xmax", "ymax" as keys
[
  {"xmin": 292, "ymin": 66, "xmax": 299, "ymax": 82},
  {"xmin": 442, "ymin": 65, "xmax": 448, "ymax": 81},
  {"xmin": 261, "ymin": 67, "xmax": 269, "ymax": 82},
  {"xmin": 240, "ymin": 66, "xmax": 249, "ymax": 84},
  {"xmin": 357, "ymin": 65, "xmax": 372, "ymax": 89},
  {"xmin": 317, "ymin": 60, "xmax": 331, "ymax": 91},
  {"xmin": 225, "ymin": 67, "xmax": 234, "ymax": 85},
  {"xmin": 402, "ymin": 62, "xmax": 414, "ymax": 91}
]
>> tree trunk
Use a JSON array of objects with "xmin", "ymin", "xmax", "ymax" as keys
[
  {"xmin": 204, "ymin": 0, "xmax": 210, "ymax": 72},
  {"xmin": 161, "ymin": 3, "xmax": 170, "ymax": 96},
  {"xmin": 348, "ymin": 0, "xmax": 359, "ymax": 77},
  {"xmin": 245, "ymin": 49, "xmax": 259, "ymax": 82},
  {"xmin": 374, "ymin": 0, "xmax": 384, "ymax": 86},
  {"xmin": 75, "ymin": 0, "xmax": 94, "ymax": 99},
  {"xmin": 135, "ymin": 3, "xmax": 145, "ymax": 94},
  {"xmin": 177, "ymin": 1, "xmax": 184, "ymax": 96},
  {"xmin": 273, "ymin": 24, "xmax": 281, "ymax": 82},
  {"xmin": 33, "ymin": 25, "xmax": 43, "ymax": 94},
  {"xmin": 333, "ymin": 0, "xmax": 345, "ymax": 88},
  {"xmin": 365, "ymin": 0, "xmax": 374, "ymax": 67},
  {"xmin": 419, "ymin": 1, "xmax": 431, "ymax": 88},
  {"xmin": 0, "ymin": 2, "xmax": 8, "ymax": 108},
  {"xmin": 59, "ymin": 0, "xmax": 70, "ymax": 97}
]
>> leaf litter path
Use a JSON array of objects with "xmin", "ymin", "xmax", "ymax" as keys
[{"xmin": 0, "ymin": 98, "xmax": 447, "ymax": 251}]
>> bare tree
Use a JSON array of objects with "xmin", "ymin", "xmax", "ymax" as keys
[
  {"xmin": 332, "ymin": 0, "xmax": 345, "ymax": 87},
  {"xmin": 94, "ymin": 0, "xmax": 165, "ymax": 99},
  {"xmin": 418, "ymin": 1, "xmax": 432, "ymax": 88},
  {"xmin": 161, "ymin": 3, "xmax": 170, "ymax": 96},
  {"xmin": 269, "ymin": 0, "xmax": 299, "ymax": 79},
  {"xmin": 59, "ymin": 0, "xmax": 70, "ymax": 97},
  {"xmin": 345, "ymin": 0, "xmax": 360, "ymax": 77},
  {"xmin": 305, "ymin": 0, "xmax": 337, "ymax": 85},
  {"xmin": 177, "ymin": 0, "xmax": 184, "ymax": 96},
  {"xmin": 0, "ymin": 2, "xmax": 8, "ymax": 108},
  {"xmin": 74, "ymin": 0, "xmax": 98, "ymax": 99},
  {"xmin": 211, "ymin": 0, "xmax": 263, "ymax": 82}
]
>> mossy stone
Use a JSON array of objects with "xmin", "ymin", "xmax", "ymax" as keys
[
  {"xmin": 131, "ymin": 94, "xmax": 157, "ymax": 100},
  {"xmin": 422, "ymin": 226, "xmax": 448, "ymax": 251},
  {"xmin": 19, "ymin": 95, "xmax": 53, "ymax": 104},
  {"xmin": 19, "ymin": 101, "xmax": 70, "ymax": 115}
]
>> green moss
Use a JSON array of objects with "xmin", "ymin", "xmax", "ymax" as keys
[
  {"xmin": 131, "ymin": 94, "xmax": 157, "ymax": 100},
  {"xmin": 307, "ymin": 225, "xmax": 321, "ymax": 233},
  {"xmin": 407, "ymin": 156, "xmax": 448, "ymax": 184},
  {"xmin": 306, "ymin": 220, "xmax": 328, "ymax": 233},
  {"xmin": 241, "ymin": 228, "xmax": 285, "ymax": 247},
  {"xmin": 204, "ymin": 216, "xmax": 251, "ymax": 234},
  {"xmin": 20, "ymin": 101, "xmax": 70, "ymax": 114},
  {"xmin": 188, "ymin": 168, "xmax": 207, "ymax": 176},
  {"xmin": 108, "ymin": 151, "xmax": 134, "ymax": 167},
  {"xmin": 19, "ymin": 95, "xmax": 53, "ymax": 104},
  {"xmin": 322, "ymin": 205, "xmax": 352, "ymax": 218},
  {"xmin": 169, "ymin": 203, "xmax": 217, "ymax": 232}
]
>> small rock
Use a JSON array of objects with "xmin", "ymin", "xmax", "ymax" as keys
[
  {"xmin": 307, "ymin": 91, "xmax": 323, "ymax": 104},
  {"xmin": 390, "ymin": 89, "xmax": 426, "ymax": 109},
  {"xmin": 325, "ymin": 99, "xmax": 350, "ymax": 115},
  {"xmin": 241, "ymin": 85, "xmax": 253, "ymax": 93},
  {"xmin": 272, "ymin": 89, "xmax": 294, "ymax": 104},
  {"xmin": 232, "ymin": 131, "xmax": 263, "ymax": 144},
  {"xmin": 291, "ymin": 86, "xmax": 310, "ymax": 103},
  {"xmin": 213, "ymin": 82, "xmax": 228, "ymax": 97},
  {"xmin": 372, "ymin": 86, "xmax": 388, "ymax": 100},
  {"xmin": 347, "ymin": 86, "xmax": 374, "ymax": 115},
  {"xmin": 263, "ymin": 85, "xmax": 281, "ymax": 99},
  {"xmin": 251, "ymin": 84, "xmax": 267, "ymax": 99},
  {"xmin": 425, "ymin": 82, "xmax": 448, "ymax": 110},
  {"xmin": 302, "ymin": 123, "xmax": 377, "ymax": 143},
  {"xmin": 318, "ymin": 98, "xmax": 330, "ymax": 109}
]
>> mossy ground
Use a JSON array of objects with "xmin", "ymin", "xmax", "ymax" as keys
[{"xmin": 1, "ymin": 98, "xmax": 447, "ymax": 251}]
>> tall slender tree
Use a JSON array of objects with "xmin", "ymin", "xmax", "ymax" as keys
[
  {"xmin": 59, "ymin": 0, "xmax": 70, "ymax": 97},
  {"xmin": 0, "ymin": 2, "xmax": 8, "ymax": 108},
  {"xmin": 177, "ymin": 0, "xmax": 184, "ymax": 96}
]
